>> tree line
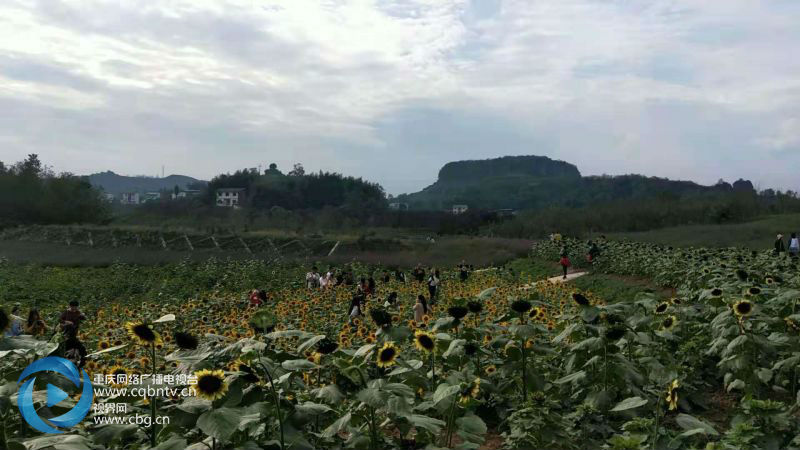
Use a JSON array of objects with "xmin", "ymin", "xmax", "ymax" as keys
[{"xmin": 0, "ymin": 155, "xmax": 110, "ymax": 228}]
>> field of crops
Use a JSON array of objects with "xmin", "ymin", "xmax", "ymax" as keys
[{"xmin": 1, "ymin": 238, "xmax": 799, "ymax": 450}]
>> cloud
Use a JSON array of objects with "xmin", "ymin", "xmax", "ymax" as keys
[{"xmin": 0, "ymin": 0, "xmax": 798, "ymax": 194}]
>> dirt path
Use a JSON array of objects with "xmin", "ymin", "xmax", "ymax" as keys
[{"xmin": 518, "ymin": 270, "xmax": 587, "ymax": 290}]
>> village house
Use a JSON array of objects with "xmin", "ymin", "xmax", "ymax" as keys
[
  {"xmin": 120, "ymin": 192, "xmax": 140, "ymax": 205},
  {"xmin": 452, "ymin": 204, "xmax": 468, "ymax": 214},
  {"xmin": 388, "ymin": 202, "xmax": 409, "ymax": 211},
  {"xmin": 216, "ymin": 188, "xmax": 245, "ymax": 207}
]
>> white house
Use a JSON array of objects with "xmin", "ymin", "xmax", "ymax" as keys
[
  {"xmin": 452, "ymin": 204, "xmax": 468, "ymax": 214},
  {"xmin": 216, "ymin": 188, "xmax": 245, "ymax": 207},
  {"xmin": 142, "ymin": 192, "xmax": 161, "ymax": 203},
  {"xmin": 389, "ymin": 202, "xmax": 409, "ymax": 211},
  {"xmin": 120, "ymin": 192, "xmax": 140, "ymax": 205},
  {"xmin": 171, "ymin": 189, "xmax": 201, "ymax": 200},
  {"xmin": 102, "ymin": 193, "xmax": 115, "ymax": 203}
]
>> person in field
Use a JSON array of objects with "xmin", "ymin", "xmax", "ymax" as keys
[
  {"xmin": 587, "ymin": 241, "xmax": 600, "ymax": 264},
  {"xmin": 412, "ymin": 264, "xmax": 426, "ymax": 282},
  {"xmin": 367, "ymin": 275, "xmax": 376, "ymax": 296},
  {"xmin": 788, "ymin": 232, "xmax": 799, "ymax": 257},
  {"xmin": 427, "ymin": 269, "xmax": 440, "ymax": 304},
  {"xmin": 4, "ymin": 304, "xmax": 24, "ymax": 337},
  {"xmin": 59, "ymin": 300, "xmax": 86, "ymax": 334},
  {"xmin": 306, "ymin": 266, "xmax": 321, "ymax": 289},
  {"xmin": 774, "ymin": 234, "xmax": 786, "ymax": 255},
  {"xmin": 459, "ymin": 261, "xmax": 469, "ymax": 281},
  {"xmin": 348, "ymin": 291, "xmax": 364, "ymax": 323},
  {"xmin": 249, "ymin": 289, "xmax": 267, "ymax": 307},
  {"xmin": 383, "ymin": 291, "xmax": 398, "ymax": 308},
  {"xmin": 24, "ymin": 309, "xmax": 48, "ymax": 336},
  {"xmin": 394, "ymin": 268, "xmax": 406, "ymax": 283},
  {"xmin": 559, "ymin": 248, "xmax": 571, "ymax": 280},
  {"xmin": 413, "ymin": 294, "xmax": 428, "ymax": 325},
  {"xmin": 62, "ymin": 325, "xmax": 87, "ymax": 369}
]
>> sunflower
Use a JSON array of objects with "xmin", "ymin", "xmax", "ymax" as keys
[
  {"xmin": 109, "ymin": 365, "xmax": 129, "ymax": 388},
  {"xmin": 510, "ymin": 300, "xmax": 532, "ymax": 314},
  {"xmin": 98, "ymin": 340, "xmax": 111, "ymax": 350},
  {"xmin": 654, "ymin": 302, "xmax": 669, "ymax": 314},
  {"xmin": 733, "ymin": 299, "xmax": 753, "ymax": 317},
  {"xmin": 194, "ymin": 369, "xmax": 228, "ymax": 401},
  {"xmin": 459, "ymin": 378, "xmax": 481, "ymax": 405},
  {"xmin": 666, "ymin": 379, "xmax": 679, "ymax": 411},
  {"xmin": 669, "ymin": 298, "xmax": 682, "ymax": 306},
  {"xmin": 662, "ymin": 315, "xmax": 677, "ymax": 330},
  {"xmin": 125, "ymin": 322, "xmax": 162, "ymax": 346},
  {"xmin": 467, "ymin": 301, "xmax": 483, "ymax": 314},
  {"xmin": 376, "ymin": 342, "xmax": 399, "ymax": 368},
  {"xmin": 448, "ymin": 306, "xmax": 469, "ymax": 320},
  {"xmin": 414, "ymin": 331, "xmax": 436, "ymax": 353},
  {"xmin": 572, "ymin": 293, "xmax": 589, "ymax": 306},
  {"xmin": 765, "ymin": 277, "xmax": 774, "ymax": 285},
  {"xmin": 710, "ymin": 288, "xmax": 723, "ymax": 298},
  {"xmin": 747, "ymin": 286, "xmax": 761, "ymax": 296},
  {"xmin": 484, "ymin": 365, "xmax": 497, "ymax": 376},
  {"xmin": 316, "ymin": 338, "xmax": 339, "ymax": 355}
]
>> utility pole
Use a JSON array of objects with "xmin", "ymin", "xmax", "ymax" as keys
[{"xmin": 162, "ymin": 165, "xmax": 165, "ymax": 178}]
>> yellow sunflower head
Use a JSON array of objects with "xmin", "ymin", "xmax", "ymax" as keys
[
  {"xmin": 666, "ymin": 379, "xmax": 679, "ymax": 411},
  {"xmin": 733, "ymin": 299, "xmax": 753, "ymax": 317},
  {"xmin": 376, "ymin": 342, "xmax": 399, "ymax": 368},
  {"xmin": 413, "ymin": 331, "xmax": 436, "ymax": 354},
  {"xmin": 194, "ymin": 369, "xmax": 228, "ymax": 401},
  {"xmin": 125, "ymin": 321, "xmax": 162, "ymax": 346}
]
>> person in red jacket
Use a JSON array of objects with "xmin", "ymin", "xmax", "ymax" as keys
[{"xmin": 559, "ymin": 248, "xmax": 571, "ymax": 280}]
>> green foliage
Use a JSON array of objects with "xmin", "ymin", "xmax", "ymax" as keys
[{"xmin": 0, "ymin": 154, "xmax": 110, "ymax": 227}]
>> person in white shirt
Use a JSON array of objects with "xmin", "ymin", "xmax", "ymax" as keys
[
  {"xmin": 306, "ymin": 266, "xmax": 321, "ymax": 289},
  {"xmin": 427, "ymin": 269, "xmax": 440, "ymax": 304},
  {"xmin": 789, "ymin": 232, "xmax": 800, "ymax": 257}
]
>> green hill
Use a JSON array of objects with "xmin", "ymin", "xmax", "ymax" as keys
[
  {"xmin": 396, "ymin": 155, "xmax": 752, "ymax": 211},
  {"xmin": 88, "ymin": 171, "xmax": 205, "ymax": 196}
]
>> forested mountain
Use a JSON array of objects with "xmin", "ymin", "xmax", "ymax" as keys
[
  {"xmin": 88, "ymin": 171, "xmax": 205, "ymax": 196},
  {"xmin": 395, "ymin": 155, "xmax": 756, "ymax": 211}
]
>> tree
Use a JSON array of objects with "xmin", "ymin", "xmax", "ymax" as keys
[
  {"xmin": 16, "ymin": 154, "xmax": 43, "ymax": 177},
  {"xmin": 288, "ymin": 163, "xmax": 305, "ymax": 177},
  {"xmin": 174, "ymin": 185, "xmax": 180, "ymax": 196}
]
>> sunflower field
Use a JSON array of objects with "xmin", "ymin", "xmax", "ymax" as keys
[{"xmin": 1, "ymin": 238, "xmax": 799, "ymax": 450}]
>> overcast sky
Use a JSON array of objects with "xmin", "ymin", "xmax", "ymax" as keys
[{"xmin": 1, "ymin": 0, "xmax": 798, "ymax": 195}]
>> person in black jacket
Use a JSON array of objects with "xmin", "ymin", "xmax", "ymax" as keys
[
  {"xmin": 775, "ymin": 233, "xmax": 786, "ymax": 255},
  {"xmin": 62, "ymin": 325, "xmax": 87, "ymax": 369}
]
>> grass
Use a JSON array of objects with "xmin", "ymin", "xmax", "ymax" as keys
[
  {"xmin": 0, "ymin": 236, "xmax": 533, "ymax": 268},
  {"xmin": 605, "ymin": 213, "xmax": 800, "ymax": 250},
  {"xmin": 570, "ymin": 273, "xmax": 671, "ymax": 302}
]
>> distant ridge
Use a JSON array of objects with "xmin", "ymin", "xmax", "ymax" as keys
[
  {"xmin": 395, "ymin": 155, "xmax": 753, "ymax": 211},
  {"xmin": 87, "ymin": 171, "xmax": 206, "ymax": 196}
]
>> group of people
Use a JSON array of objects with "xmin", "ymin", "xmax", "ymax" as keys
[
  {"xmin": 4, "ymin": 300, "xmax": 89, "ymax": 369},
  {"xmin": 3, "ymin": 303, "xmax": 48, "ymax": 337},
  {"xmin": 775, "ymin": 232, "xmax": 800, "ymax": 257},
  {"xmin": 557, "ymin": 239, "xmax": 603, "ymax": 279},
  {"xmin": 339, "ymin": 263, "xmax": 466, "ymax": 325}
]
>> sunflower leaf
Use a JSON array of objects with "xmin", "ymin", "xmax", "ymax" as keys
[
  {"xmin": 197, "ymin": 407, "xmax": 240, "ymax": 441},
  {"xmin": 610, "ymin": 396, "xmax": 648, "ymax": 412},
  {"xmin": 281, "ymin": 359, "xmax": 318, "ymax": 371},
  {"xmin": 321, "ymin": 413, "xmax": 351, "ymax": 438},
  {"xmin": 297, "ymin": 335, "xmax": 326, "ymax": 354},
  {"xmin": 675, "ymin": 414, "xmax": 718, "ymax": 436}
]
